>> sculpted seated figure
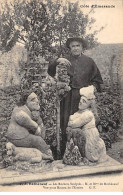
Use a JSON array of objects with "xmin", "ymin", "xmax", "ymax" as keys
[
  {"xmin": 64, "ymin": 86, "xmax": 107, "ymax": 164},
  {"xmin": 7, "ymin": 91, "xmax": 53, "ymax": 162}
]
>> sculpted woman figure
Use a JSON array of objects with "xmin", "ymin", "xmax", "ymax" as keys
[
  {"xmin": 7, "ymin": 91, "xmax": 53, "ymax": 161},
  {"xmin": 66, "ymin": 85, "xmax": 107, "ymax": 163}
]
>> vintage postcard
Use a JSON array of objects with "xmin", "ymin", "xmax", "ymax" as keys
[{"xmin": 0, "ymin": 0, "xmax": 123, "ymax": 192}]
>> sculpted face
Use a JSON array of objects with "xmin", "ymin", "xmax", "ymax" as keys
[
  {"xmin": 79, "ymin": 96, "xmax": 90, "ymax": 111},
  {"xmin": 26, "ymin": 92, "xmax": 40, "ymax": 111},
  {"xmin": 69, "ymin": 41, "xmax": 83, "ymax": 56},
  {"xmin": 6, "ymin": 142, "xmax": 13, "ymax": 156}
]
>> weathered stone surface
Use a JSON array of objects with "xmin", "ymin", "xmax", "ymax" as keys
[
  {"xmin": 0, "ymin": 156, "xmax": 122, "ymax": 185},
  {"xmin": 63, "ymin": 139, "xmax": 82, "ymax": 165}
]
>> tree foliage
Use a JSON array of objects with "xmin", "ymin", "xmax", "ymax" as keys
[
  {"xmin": 0, "ymin": 0, "xmax": 100, "ymax": 58},
  {"xmin": 0, "ymin": 0, "xmax": 51, "ymax": 60}
]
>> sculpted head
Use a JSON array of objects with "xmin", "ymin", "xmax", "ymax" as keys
[
  {"xmin": 17, "ymin": 91, "xmax": 40, "ymax": 111},
  {"xmin": 26, "ymin": 92, "xmax": 40, "ymax": 111},
  {"xmin": 79, "ymin": 85, "xmax": 95, "ymax": 111},
  {"xmin": 79, "ymin": 96, "xmax": 90, "ymax": 111},
  {"xmin": 6, "ymin": 142, "xmax": 15, "ymax": 156}
]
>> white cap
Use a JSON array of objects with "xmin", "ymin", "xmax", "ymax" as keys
[{"xmin": 80, "ymin": 85, "xmax": 95, "ymax": 99}]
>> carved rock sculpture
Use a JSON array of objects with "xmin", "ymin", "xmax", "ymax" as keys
[
  {"xmin": 63, "ymin": 138, "xmax": 82, "ymax": 165},
  {"xmin": 7, "ymin": 92, "xmax": 54, "ymax": 161},
  {"xmin": 64, "ymin": 85, "xmax": 108, "ymax": 165},
  {"xmin": 66, "ymin": 127, "xmax": 86, "ymax": 158},
  {"xmin": 6, "ymin": 142, "xmax": 43, "ymax": 164}
]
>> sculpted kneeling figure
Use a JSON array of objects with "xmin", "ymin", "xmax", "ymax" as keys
[
  {"xmin": 7, "ymin": 91, "xmax": 54, "ymax": 162},
  {"xmin": 64, "ymin": 86, "xmax": 107, "ymax": 164}
]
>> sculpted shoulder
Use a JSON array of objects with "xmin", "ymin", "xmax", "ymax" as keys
[
  {"xmin": 12, "ymin": 106, "xmax": 26, "ymax": 114},
  {"xmin": 81, "ymin": 109, "xmax": 94, "ymax": 119},
  {"xmin": 12, "ymin": 106, "xmax": 22, "ymax": 115}
]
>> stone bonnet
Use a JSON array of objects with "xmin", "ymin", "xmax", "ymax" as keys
[{"xmin": 80, "ymin": 85, "xmax": 95, "ymax": 100}]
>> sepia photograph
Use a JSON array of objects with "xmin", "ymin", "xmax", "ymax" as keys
[{"xmin": 0, "ymin": 0, "xmax": 123, "ymax": 191}]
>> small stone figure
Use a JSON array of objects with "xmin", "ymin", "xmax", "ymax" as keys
[
  {"xmin": 66, "ymin": 127, "xmax": 86, "ymax": 158},
  {"xmin": 63, "ymin": 138, "xmax": 82, "ymax": 165},
  {"xmin": 6, "ymin": 142, "xmax": 53, "ymax": 163},
  {"xmin": 6, "ymin": 142, "xmax": 42, "ymax": 163},
  {"xmin": 66, "ymin": 85, "xmax": 107, "ymax": 163}
]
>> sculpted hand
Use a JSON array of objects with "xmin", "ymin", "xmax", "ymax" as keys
[
  {"xmin": 68, "ymin": 120, "xmax": 73, "ymax": 127},
  {"xmin": 69, "ymin": 115, "xmax": 73, "ymax": 121},
  {"xmin": 35, "ymin": 126, "xmax": 41, "ymax": 136},
  {"xmin": 57, "ymin": 58, "xmax": 71, "ymax": 67},
  {"xmin": 93, "ymin": 85, "xmax": 97, "ymax": 93}
]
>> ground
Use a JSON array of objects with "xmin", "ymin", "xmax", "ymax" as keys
[
  {"xmin": 107, "ymin": 139, "xmax": 123, "ymax": 164},
  {"xmin": 0, "ymin": 137, "xmax": 123, "ymax": 185},
  {"xmin": 0, "ymin": 155, "xmax": 122, "ymax": 186}
]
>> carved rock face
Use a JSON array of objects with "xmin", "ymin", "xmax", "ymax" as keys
[
  {"xmin": 26, "ymin": 92, "xmax": 40, "ymax": 111},
  {"xmin": 78, "ymin": 96, "xmax": 89, "ymax": 111},
  {"xmin": 6, "ymin": 142, "xmax": 14, "ymax": 156}
]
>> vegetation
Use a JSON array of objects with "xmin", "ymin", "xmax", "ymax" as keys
[
  {"xmin": 0, "ymin": 0, "xmax": 102, "ymax": 58},
  {"xmin": 0, "ymin": 0, "xmax": 122, "ymax": 166}
]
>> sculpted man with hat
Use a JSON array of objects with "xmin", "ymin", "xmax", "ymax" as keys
[{"xmin": 48, "ymin": 37, "xmax": 103, "ymax": 156}]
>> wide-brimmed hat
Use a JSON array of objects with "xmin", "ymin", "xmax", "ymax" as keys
[{"xmin": 66, "ymin": 37, "xmax": 87, "ymax": 49}]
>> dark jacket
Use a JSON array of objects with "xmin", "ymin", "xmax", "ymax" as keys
[{"xmin": 48, "ymin": 54, "xmax": 103, "ymax": 91}]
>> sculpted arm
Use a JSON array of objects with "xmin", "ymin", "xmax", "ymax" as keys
[
  {"xmin": 68, "ymin": 113, "xmax": 92, "ymax": 128},
  {"xmin": 15, "ymin": 111, "xmax": 38, "ymax": 133},
  {"xmin": 37, "ymin": 117, "xmax": 46, "ymax": 139}
]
